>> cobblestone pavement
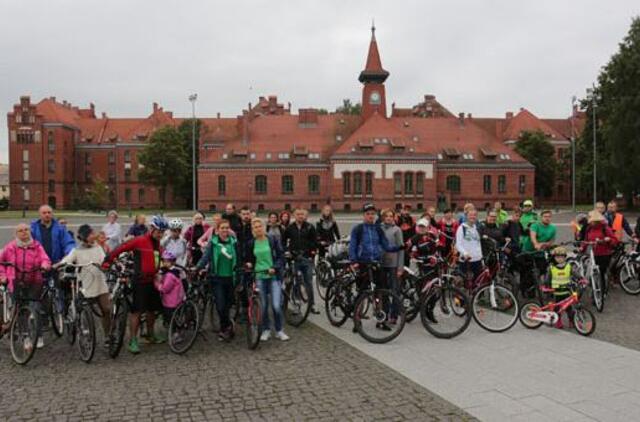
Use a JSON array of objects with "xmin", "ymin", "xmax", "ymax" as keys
[{"xmin": 0, "ymin": 322, "xmax": 474, "ymax": 421}]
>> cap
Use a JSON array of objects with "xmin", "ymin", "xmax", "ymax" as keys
[
  {"xmin": 523, "ymin": 200, "xmax": 534, "ymax": 207},
  {"xmin": 416, "ymin": 218, "xmax": 430, "ymax": 227},
  {"xmin": 362, "ymin": 203, "xmax": 377, "ymax": 213}
]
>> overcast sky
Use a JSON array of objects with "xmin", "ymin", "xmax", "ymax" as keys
[{"xmin": 1, "ymin": 0, "xmax": 638, "ymax": 163}]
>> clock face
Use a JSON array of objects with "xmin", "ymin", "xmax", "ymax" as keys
[{"xmin": 370, "ymin": 91, "xmax": 381, "ymax": 105}]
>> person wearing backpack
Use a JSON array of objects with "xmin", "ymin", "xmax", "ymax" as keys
[{"xmin": 582, "ymin": 210, "xmax": 618, "ymax": 297}]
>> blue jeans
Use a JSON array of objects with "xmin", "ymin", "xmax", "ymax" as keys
[
  {"xmin": 257, "ymin": 277, "xmax": 283, "ymax": 332},
  {"xmin": 294, "ymin": 257, "xmax": 315, "ymax": 306},
  {"xmin": 384, "ymin": 267, "xmax": 400, "ymax": 318}
]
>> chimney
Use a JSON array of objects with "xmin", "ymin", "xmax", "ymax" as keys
[
  {"xmin": 287, "ymin": 102, "xmax": 291, "ymax": 111},
  {"xmin": 467, "ymin": 113, "xmax": 472, "ymax": 119},
  {"xmin": 90, "ymin": 103, "xmax": 95, "ymax": 113},
  {"xmin": 101, "ymin": 112, "xmax": 107, "ymax": 119},
  {"xmin": 166, "ymin": 111, "xmax": 173, "ymax": 118},
  {"xmin": 153, "ymin": 102, "xmax": 158, "ymax": 113},
  {"xmin": 458, "ymin": 112, "xmax": 465, "ymax": 126},
  {"xmin": 424, "ymin": 94, "xmax": 436, "ymax": 101},
  {"xmin": 505, "ymin": 111, "xmax": 514, "ymax": 119},
  {"xmin": 49, "ymin": 96, "xmax": 56, "ymax": 102},
  {"xmin": 298, "ymin": 108, "xmax": 318, "ymax": 126},
  {"xmin": 62, "ymin": 100, "xmax": 68, "ymax": 107},
  {"xmin": 242, "ymin": 111, "xmax": 249, "ymax": 146},
  {"xmin": 391, "ymin": 102, "xmax": 396, "ymax": 111},
  {"xmin": 216, "ymin": 112, "xmax": 221, "ymax": 119}
]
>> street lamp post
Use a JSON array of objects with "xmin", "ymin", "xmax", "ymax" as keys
[
  {"xmin": 571, "ymin": 96, "xmax": 577, "ymax": 212},
  {"xmin": 189, "ymin": 94, "xmax": 198, "ymax": 211},
  {"xmin": 586, "ymin": 85, "xmax": 597, "ymax": 207}
]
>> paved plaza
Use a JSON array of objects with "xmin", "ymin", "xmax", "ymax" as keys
[{"xmin": 0, "ymin": 211, "xmax": 639, "ymax": 421}]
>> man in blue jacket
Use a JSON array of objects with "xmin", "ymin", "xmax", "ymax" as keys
[{"xmin": 30, "ymin": 205, "xmax": 76, "ymax": 264}]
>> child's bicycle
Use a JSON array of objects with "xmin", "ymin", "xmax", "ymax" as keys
[{"xmin": 519, "ymin": 279, "xmax": 596, "ymax": 336}]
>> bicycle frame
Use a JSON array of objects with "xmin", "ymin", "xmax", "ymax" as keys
[{"xmin": 524, "ymin": 290, "xmax": 580, "ymax": 325}]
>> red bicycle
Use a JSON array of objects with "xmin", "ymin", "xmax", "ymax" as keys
[{"xmin": 519, "ymin": 280, "xmax": 596, "ymax": 336}]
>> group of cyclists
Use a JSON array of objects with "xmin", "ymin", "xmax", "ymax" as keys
[{"xmin": 0, "ymin": 196, "xmax": 638, "ymax": 364}]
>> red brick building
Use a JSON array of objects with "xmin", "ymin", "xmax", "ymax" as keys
[
  {"xmin": 198, "ymin": 27, "xmax": 581, "ymax": 212},
  {"xmin": 7, "ymin": 26, "xmax": 583, "ymax": 211}
]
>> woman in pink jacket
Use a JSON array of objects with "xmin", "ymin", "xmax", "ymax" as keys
[
  {"xmin": 0, "ymin": 223, "xmax": 51, "ymax": 293},
  {"xmin": 0, "ymin": 223, "xmax": 51, "ymax": 349}
]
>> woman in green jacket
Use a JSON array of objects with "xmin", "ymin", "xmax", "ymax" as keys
[{"xmin": 197, "ymin": 219, "xmax": 237, "ymax": 341}]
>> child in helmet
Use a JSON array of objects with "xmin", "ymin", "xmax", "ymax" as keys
[
  {"xmin": 154, "ymin": 251, "xmax": 185, "ymax": 329},
  {"xmin": 545, "ymin": 246, "xmax": 579, "ymax": 329},
  {"xmin": 58, "ymin": 224, "xmax": 112, "ymax": 341},
  {"xmin": 161, "ymin": 218, "xmax": 188, "ymax": 266}
]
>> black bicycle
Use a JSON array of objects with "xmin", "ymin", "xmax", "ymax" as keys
[
  {"xmin": 282, "ymin": 252, "xmax": 311, "ymax": 327},
  {"xmin": 105, "ymin": 253, "xmax": 135, "ymax": 359},
  {"xmin": 56, "ymin": 262, "xmax": 102, "ymax": 363}
]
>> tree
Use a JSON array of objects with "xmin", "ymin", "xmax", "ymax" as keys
[
  {"xmin": 335, "ymin": 99, "xmax": 361, "ymax": 115},
  {"xmin": 515, "ymin": 130, "xmax": 558, "ymax": 198},
  {"xmin": 176, "ymin": 119, "xmax": 202, "ymax": 208},
  {"xmin": 576, "ymin": 16, "xmax": 640, "ymax": 207},
  {"xmin": 79, "ymin": 177, "xmax": 109, "ymax": 211},
  {"xmin": 138, "ymin": 126, "xmax": 189, "ymax": 209}
]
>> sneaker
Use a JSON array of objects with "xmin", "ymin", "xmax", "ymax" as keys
[
  {"xmin": 128, "ymin": 337, "xmax": 140, "ymax": 354},
  {"xmin": 260, "ymin": 331, "xmax": 271, "ymax": 342},
  {"xmin": 310, "ymin": 307, "xmax": 321, "ymax": 315},
  {"xmin": 37, "ymin": 337, "xmax": 44, "ymax": 349},
  {"xmin": 275, "ymin": 331, "xmax": 290, "ymax": 341}
]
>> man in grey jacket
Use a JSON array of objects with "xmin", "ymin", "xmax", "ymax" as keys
[{"xmin": 380, "ymin": 209, "xmax": 405, "ymax": 325}]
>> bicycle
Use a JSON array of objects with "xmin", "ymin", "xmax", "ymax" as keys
[
  {"xmin": 579, "ymin": 240, "xmax": 607, "ymax": 313},
  {"xmin": 282, "ymin": 252, "xmax": 311, "ymax": 327},
  {"xmin": 105, "ymin": 252, "xmax": 135, "ymax": 359},
  {"xmin": 616, "ymin": 243, "xmax": 640, "ymax": 295},
  {"xmin": 166, "ymin": 267, "xmax": 202, "ymax": 354},
  {"xmin": 56, "ymin": 262, "xmax": 102, "ymax": 363},
  {"xmin": 352, "ymin": 262, "xmax": 406, "ymax": 344},
  {"xmin": 315, "ymin": 237, "xmax": 350, "ymax": 301},
  {"xmin": 0, "ymin": 264, "xmax": 48, "ymax": 365},
  {"xmin": 519, "ymin": 279, "xmax": 596, "ymax": 336},
  {"xmin": 324, "ymin": 261, "xmax": 359, "ymax": 327},
  {"xmin": 412, "ymin": 255, "xmax": 471, "ymax": 339}
]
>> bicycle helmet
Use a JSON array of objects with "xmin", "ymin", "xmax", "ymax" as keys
[
  {"xmin": 552, "ymin": 246, "xmax": 567, "ymax": 257},
  {"xmin": 77, "ymin": 224, "xmax": 94, "ymax": 243},
  {"xmin": 416, "ymin": 218, "xmax": 430, "ymax": 227},
  {"xmin": 168, "ymin": 218, "xmax": 184, "ymax": 230},
  {"xmin": 161, "ymin": 250, "xmax": 177, "ymax": 261},
  {"xmin": 149, "ymin": 215, "xmax": 169, "ymax": 231}
]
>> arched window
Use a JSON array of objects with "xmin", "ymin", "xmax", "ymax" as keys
[
  {"xmin": 365, "ymin": 172, "xmax": 373, "ymax": 195},
  {"xmin": 446, "ymin": 175, "xmax": 461, "ymax": 193},
  {"xmin": 218, "ymin": 175, "xmax": 226, "ymax": 196},
  {"xmin": 255, "ymin": 175, "xmax": 267, "ymax": 194},
  {"xmin": 416, "ymin": 172, "xmax": 424, "ymax": 196},
  {"xmin": 353, "ymin": 172, "xmax": 363, "ymax": 195},
  {"xmin": 343, "ymin": 172, "xmax": 351, "ymax": 195},
  {"xmin": 393, "ymin": 172, "xmax": 402, "ymax": 195},
  {"xmin": 404, "ymin": 172, "xmax": 414, "ymax": 194}
]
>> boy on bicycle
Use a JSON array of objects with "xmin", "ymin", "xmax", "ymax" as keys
[{"xmin": 544, "ymin": 246, "xmax": 580, "ymax": 329}]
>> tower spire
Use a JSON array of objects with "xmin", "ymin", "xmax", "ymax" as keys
[
  {"xmin": 359, "ymin": 23, "xmax": 388, "ymax": 83},
  {"xmin": 359, "ymin": 25, "xmax": 390, "ymax": 120}
]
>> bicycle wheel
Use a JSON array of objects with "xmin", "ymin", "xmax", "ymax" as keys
[
  {"xmin": 284, "ymin": 277, "xmax": 311, "ymax": 327},
  {"xmin": 10, "ymin": 306, "xmax": 38, "ymax": 365},
  {"xmin": 573, "ymin": 307, "xmax": 596, "ymax": 336},
  {"xmin": 324, "ymin": 280, "xmax": 349, "ymax": 327},
  {"xmin": 519, "ymin": 300, "xmax": 543, "ymax": 329},
  {"xmin": 591, "ymin": 267, "xmax": 604, "ymax": 313},
  {"xmin": 354, "ymin": 289, "xmax": 406, "ymax": 344},
  {"xmin": 48, "ymin": 289, "xmax": 64, "ymax": 338},
  {"xmin": 108, "ymin": 300, "xmax": 128, "ymax": 359},
  {"xmin": 420, "ymin": 286, "xmax": 471, "ymax": 339},
  {"xmin": 168, "ymin": 300, "xmax": 199, "ymax": 354},
  {"xmin": 0, "ymin": 292, "xmax": 10, "ymax": 340},
  {"xmin": 400, "ymin": 278, "xmax": 420, "ymax": 323},
  {"xmin": 246, "ymin": 295, "xmax": 262, "ymax": 350},
  {"xmin": 315, "ymin": 260, "xmax": 331, "ymax": 301},
  {"xmin": 472, "ymin": 283, "xmax": 519, "ymax": 333},
  {"xmin": 64, "ymin": 310, "xmax": 77, "ymax": 345},
  {"xmin": 77, "ymin": 305, "xmax": 96, "ymax": 363},
  {"xmin": 620, "ymin": 259, "xmax": 640, "ymax": 295}
]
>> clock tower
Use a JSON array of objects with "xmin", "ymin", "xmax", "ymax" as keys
[{"xmin": 359, "ymin": 24, "xmax": 389, "ymax": 120}]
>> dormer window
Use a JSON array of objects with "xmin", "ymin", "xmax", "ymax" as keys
[
  {"xmin": 232, "ymin": 149, "xmax": 248, "ymax": 158},
  {"xmin": 249, "ymin": 153, "xmax": 256, "ymax": 160},
  {"xmin": 278, "ymin": 152, "xmax": 290, "ymax": 159},
  {"xmin": 358, "ymin": 140, "xmax": 374, "ymax": 151},
  {"xmin": 336, "ymin": 135, "xmax": 343, "ymax": 142},
  {"xmin": 443, "ymin": 148, "xmax": 461, "ymax": 159},
  {"xmin": 437, "ymin": 153, "xmax": 443, "ymax": 160},
  {"xmin": 222, "ymin": 153, "xmax": 228, "ymax": 159},
  {"xmin": 265, "ymin": 153, "xmax": 272, "ymax": 160},
  {"xmin": 481, "ymin": 148, "xmax": 498, "ymax": 159},
  {"xmin": 309, "ymin": 153, "xmax": 320, "ymax": 159}
]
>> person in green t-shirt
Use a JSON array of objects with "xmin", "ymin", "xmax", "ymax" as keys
[
  {"xmin": 520, "ymin": 209, "xmax": 557, "ymax": 299},
  {"xmin": 244, "ymin": 218, "xmax": 289, "ymax": 342},
  {"xmin": 519, "ymin": 199, "xmax": 539, "ymax": 250},
  {"xmin": 196, "ymin": 220, "xmax": 237, "ymax": 341}
]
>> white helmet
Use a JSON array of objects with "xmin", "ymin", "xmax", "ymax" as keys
[{"xmin": 168, "ymin": 218, "xmax": 184, "ymax": 230}]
